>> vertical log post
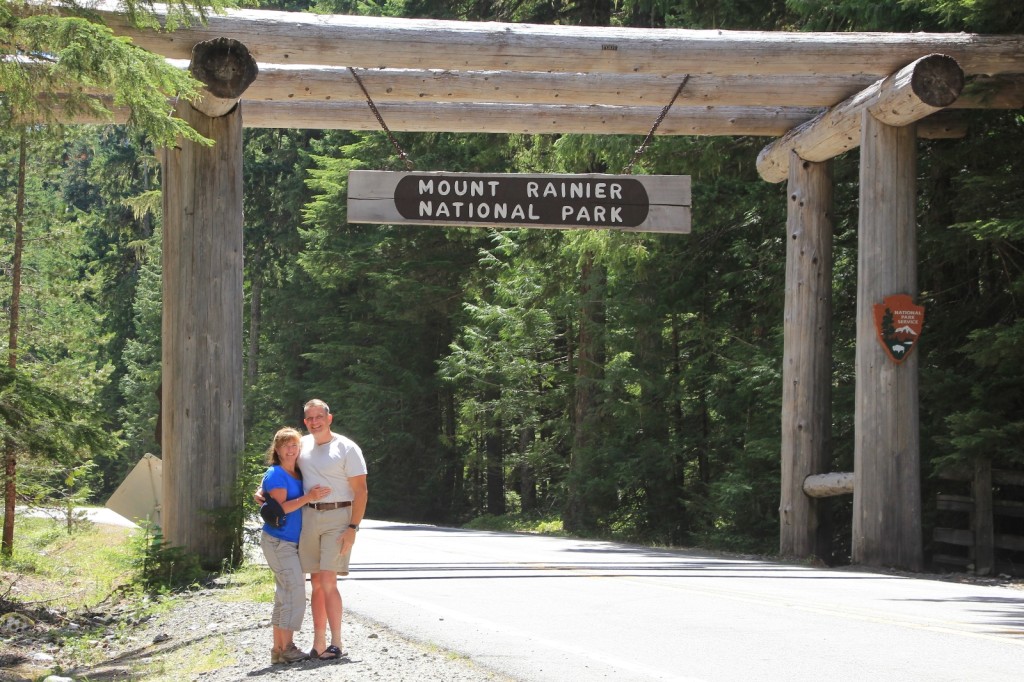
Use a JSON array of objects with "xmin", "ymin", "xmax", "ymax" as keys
[
  {"xmin": 972, "ymin": 456, "xmax": 994, "ymax": 575},
  {"xmin": 852, "ymin": 112, "xmax": 923, "ymax": 571},
  {"xmin": 161, "ymin": 38, "xmax": 257, "ymax": 567},
  {"xmin": 780, "ymin": 153, "xmax": 834, "ymax": 561}
]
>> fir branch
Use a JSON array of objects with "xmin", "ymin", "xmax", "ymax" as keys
[{"xmin": 0, "ymin": 1, "xmax": 247, "ymax": 146}]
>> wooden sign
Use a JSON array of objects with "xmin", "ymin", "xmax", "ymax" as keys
[
  {"xmin": 347, "ymin": 171, "xmax": 691, "ymax": 234},
  {"xmin": 873, "ymin": 294, "xmax": 925, "ymax": 364}
]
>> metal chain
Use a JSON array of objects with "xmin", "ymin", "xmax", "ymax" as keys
[
  {"xmin": 622, "ymin": 74, "xmax": 690, "ymax": 175},
  {"xmin": 346, "ymin": 67, "xmax": 687, "ymax": 174},
  {"xmin": 348, "ymin": 67, "xmax": 415, "ymax": 170}
]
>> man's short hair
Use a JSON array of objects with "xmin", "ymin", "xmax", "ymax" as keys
[{"xmin": 303, "ymin": 398, "xmax": 331, "ymax": 415}]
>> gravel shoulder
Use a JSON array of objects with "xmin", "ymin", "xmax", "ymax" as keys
[
  {"xmin": 1, "ymin": 575, "xmax": 516, "ymax": 682},
  {"xmin": 2, "ymin": 512, "xmax": 515, "ymax": 682}
]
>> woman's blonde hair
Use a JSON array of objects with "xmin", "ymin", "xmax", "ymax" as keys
[{"xmin": 265, "ymin": 427, "xmax": 302, "ymax": 465}]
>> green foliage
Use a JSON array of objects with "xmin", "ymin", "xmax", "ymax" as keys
[
  {"xmin": 0, "ymin": 367, "xmax": 110, "ymax": 462},
  {"xmin": 439, "ymin": 230, "xmax": 574, "ymax": 517},
  {"xmin": 0, "ymin": 126, "xmax": 157, "ymax": 500},
  {"xmin": 292, "ymin": 131, "xmax": 507, "ymax": 520},
  {"xmin": 463, "ymin": 512, "xmax": 564, "ymax": 535},
  {"xmin": 912, "ymin": 111, "xmax": 1024, "ymax": 480},
  {"xmin": 311, "ymin": 0, "xmax": 406, "ymax": 16},
  {"xmin": 785, "ymin": 0, "xmax": 926, "ymax": 30},
  {"xmin": 0, "ymin": 366, "xmax": 111, "ymax": 553},
  {"xmin": 904, "ymin": 0, "xmax": 1024, "ymax": 32},
  {"xmin": 0, "ymin": 1, "xmax": 238, "ymax": 147},
  {"xmin": 18, "ymin": 460, "xmax": 97, "ymax": 534},
  {"xmin": 60, "ymin": 128, "xmax": 165, "ymax": 496},
  {"xmin": 130, "ymin": 525, "xmax": 208, "ymax": 592},
  {"xmin": 0, "ymin": 516, "xmax": 138, "ymax": 609},
  {"xmin": 625, "ymin": 0, "xmax": 791, "ymax": 29},
  {"xmin": 114, "ymin": 228, "xmax": 162, "ymax": 471},
  {"xmin": 786, "ymin": 0, "xmax": 1024, "ymax": 32}
]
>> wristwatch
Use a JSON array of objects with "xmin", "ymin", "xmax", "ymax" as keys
[{"xmin": 348, "ymin": 524, "xmax": 359, "ymax": 531}]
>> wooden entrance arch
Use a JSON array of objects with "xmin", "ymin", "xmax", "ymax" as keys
[{"xmin": 72, "ymin": 3, "xmax": 1024, "ymax": 568}]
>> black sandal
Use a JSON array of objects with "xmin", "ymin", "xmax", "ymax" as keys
[{"xmin": 319, "ymin": 644, "xmax": 344, "ymax": 660}]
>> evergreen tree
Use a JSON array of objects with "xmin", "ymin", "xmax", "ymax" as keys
[
  {"xmin": 440, "ymin": 230, "xmax": 575, "ymax": 519},
  {"xmin": 62, "ymin": 128, "xmax": 161, "ymax": 491},
  {"xmin": 1, "ymin": 1, "xmax": 238, "ymax": 147},
  {"xmin": 0, "ymin": 126, "xmax": 114, "ymax": 553},
  {"xmin": 113, "ymin": 227, "xmax": 163, "ymax": 484},
  {"xmin": 298, "ymin": 130, "xmax": 501, "ymax": 520}
]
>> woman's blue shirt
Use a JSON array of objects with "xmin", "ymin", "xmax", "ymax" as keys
[{"xmin": 261, "ymin": 465, "xmax": 303, "ymax": 543}]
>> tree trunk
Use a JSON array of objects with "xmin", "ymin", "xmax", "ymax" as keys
[
  {"xmin": 485, "ymin": 418, "xmax": 505, "ymax": 515},
  {"xmin": 159, "ymin": 39, "xmax": 254, "ymax": 568},
  {"xmin": 852, "ymin": 113, "xmax": 923, "ymax": 571},
  {"xmin": 484, "ymin": 382, "xmax": 505, "ymax": 515},
  {"xmin": 160, "ymin": 101, "xmax": 245, "ymax": 568},
  {"xmin": 2, "ymin": 132, "xmax": 27, "ymax": 557},
  {"xmin": 565, "ymin": 252, "xmax": 606, "ymax": 533},
  {"xmin": 635, "ymin": 290, "xmax": 682, "ymax": 540},
  {"xmin": 519, "ymin": 427, "xmax": 537, "ymax": 513},
  {"xmin": 670, "ymin": 314, "xmax": 685, "ymax": 481},
  {"xmin": 245, "ymin": 256, "xmax": 262, "ymax": 429},
  {"xmin": 440, "ymin": 384, "xmax": 461, "ymax": 517},
  {"xmin": 7, "ymin": 131, "xmax": 25, "ymax": 372},
  {"xmin": 972, "ymin": 456, "xmax": 994, "ymax": 576},
  {"xmin": 779, "ymin": 155, "xmax": 834, "ymax": 561}
]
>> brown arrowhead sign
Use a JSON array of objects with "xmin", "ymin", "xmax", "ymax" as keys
[{"xmin": 873, "ymin": 294, "xmax": 925, "ymax": 365}]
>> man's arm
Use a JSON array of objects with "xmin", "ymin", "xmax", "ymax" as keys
[{"xmin": 340, "ymin": 474, "xmax": 368, "ymax": 553}]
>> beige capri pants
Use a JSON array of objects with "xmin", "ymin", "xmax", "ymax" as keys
[{"xmin": 260, "ymin": 531, "xmax": 305, "ymax": 632}]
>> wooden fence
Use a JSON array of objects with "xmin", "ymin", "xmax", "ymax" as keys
[{"xmin": 932, "ymin": 458, "xmax": 1024, "ymax": 576}]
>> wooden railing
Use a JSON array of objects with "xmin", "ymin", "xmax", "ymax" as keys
[{"xmin": 932, "ymin": 458, "xmax": 1024, "ymax": 576}]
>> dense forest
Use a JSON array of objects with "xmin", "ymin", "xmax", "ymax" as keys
[{"xmin": 2, "ymin": 0, "xmax": 1023, "ymax": 567}]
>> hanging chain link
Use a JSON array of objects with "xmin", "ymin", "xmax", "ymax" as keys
[
  {"xmin": 348, "ymin": 67, "xmax": 415, "ymax": 170},
  {"xmin": 347, "ymin": 67, "xmax": 688, "ymax": 175},
  {"xmin": 622, "ymin": 74, "xmax": 690, "ymax": 175}
]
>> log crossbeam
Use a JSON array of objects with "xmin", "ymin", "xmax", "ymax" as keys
[
  {"xmin": 88, "ymin": 2, "xmax": 1024, "ymax": 79},
  {"xmin": 234, "ymin": 66, "xmax": 1024, "ymax": 111},
  {"xmin": 32, "ymin": 97, "xmax": 973, "ymax": 139},
  {"xmin": 188, "ymin": 38, "xmax": 258, "ymax": 118},
  {"xmin": 757, "ymin": 54, "xmax": 966, "ymax": 183},
  {"xmin": 30, "ymin": 4, "xmax": 1024, "ymax": 136},
  {"xmin": 803, "ymin": 472, "xmax": 854, "ymax": 498}
]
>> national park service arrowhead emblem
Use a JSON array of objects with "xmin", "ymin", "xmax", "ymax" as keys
[{"xmin": 873, "ymin": 294, "xmax": 925, "ymax": 365}]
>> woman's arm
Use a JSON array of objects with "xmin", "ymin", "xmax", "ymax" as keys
[
  {"xmin": 268, "ymin": 484, "xmax": 330, "ymax": 513},
  {"xmin": 267, "ymin": 487, "xmax": 309, "ymax": 514}
]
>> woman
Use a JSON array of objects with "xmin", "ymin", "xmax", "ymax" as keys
[{"xmin": 259, "ymin": 427, "xmax": 331, "ymax": 664}]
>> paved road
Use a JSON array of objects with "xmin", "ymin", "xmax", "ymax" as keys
[
  {"xmin": 15, "ymin": 505, "xmax": 139, "ymax": 528},
  {"xmin": 342, "ymin": 520, "xmax": 1024, "ymax": 682}
]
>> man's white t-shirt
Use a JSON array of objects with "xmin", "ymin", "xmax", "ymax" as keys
[{"xmin": 299, "ymin": 432, "xmax": 368, "ymax": 503}]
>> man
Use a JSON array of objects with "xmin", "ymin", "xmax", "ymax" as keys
[
  {"xmin": 258, "ymin": 398, "xmax": 368, "ymax": 660},
  {"xmin": 298, "ymin": 398, "xmax": 368, "ymax": 660}
]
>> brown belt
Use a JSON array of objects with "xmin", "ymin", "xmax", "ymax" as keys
[{"xmin": 307, "ymin": 501, "xmax": 352, "ymax": 511}]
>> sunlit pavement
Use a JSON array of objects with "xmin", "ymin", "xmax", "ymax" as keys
[{"xmin": 14, "ymin": 505, "xmax": 138, "ymax": 528}]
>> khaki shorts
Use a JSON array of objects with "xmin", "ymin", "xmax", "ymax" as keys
[{"xmin": 298, "ymin": 505, "xmax": 354, "ymax": 576}]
